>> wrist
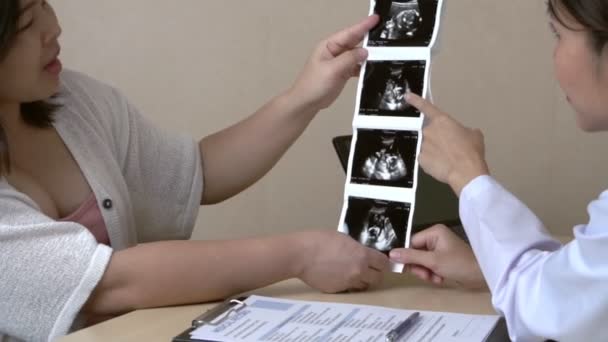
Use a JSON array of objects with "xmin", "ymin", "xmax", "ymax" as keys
[
  {"xmin": 448, "ymin": 163, "xmax": 490, "ymax": 197},
  {"xmin": 285, "ymin": 231, "xmax": 318, "ymax": 279},
  {"xmin": 282, "ymin": 86, "xmax": 323, "ymax": 117},
  {"xmin": 468, "ymin": 261, "xmax": 489, "ymax": 291}
]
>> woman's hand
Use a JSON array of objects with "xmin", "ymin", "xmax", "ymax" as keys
[
  {"xmin": 296, "ymin": 230, "xmax": 390, "ymax": 293},
  {"xmin": 406, "ymin": 93, "xmax": 490, "ymax": 196},
  {"xmin": 287, "ymin": 15, "xmax": 380, "ymax": 112},
  {"xmin": 389, "ymin": 225, "xmax": 487, "ymax": 290}
]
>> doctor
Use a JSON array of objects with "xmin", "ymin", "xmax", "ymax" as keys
[{"xmin": 389, "ymin": 0, "xmax": 608, "ymax": 341}]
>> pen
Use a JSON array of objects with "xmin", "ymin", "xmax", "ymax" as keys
[{"xmin": 385, "ymin": 311, "xmax": 420, "ymax": 342}]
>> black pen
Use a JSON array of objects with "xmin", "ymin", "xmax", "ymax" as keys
[{"xmin": 385, "ymin": 311, "xmax": 420, "ymax": 342}]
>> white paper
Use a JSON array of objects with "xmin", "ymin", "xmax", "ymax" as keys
[
  {"xmin": 190, "ymin": 295, "xmax": 499, "ymax": 342},
  {"xmin": 337, "ymin": 0, "xmax": 445, "ymax": 272}
]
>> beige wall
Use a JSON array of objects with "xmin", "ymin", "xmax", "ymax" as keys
[{"xmin": 53, "ymin": 0, "xmax": 608, "ymax": 238}]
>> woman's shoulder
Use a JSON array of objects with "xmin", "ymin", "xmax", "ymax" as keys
[
  {"xmin": 60, "ymin": 69, "xmax": 108, "ymax": 90},
  {"xmin": 59, "ymin": 69, "xmax": 127, "ymax": 109},
  {"xmin": 56, "ymin": 69, "xmax": 133, "ymax": 136}
]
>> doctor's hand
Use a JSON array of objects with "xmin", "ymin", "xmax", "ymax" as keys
[
  {"xmin": 390, "ymin": 225, "xmax": 487, "ymax": 290},
  {"xmin": 405, "ymin": 93, "xmax": 490, "ymax": 196},
  {"xmin": 287, "ymin": 15, "xmax": 379, "ymax": 112},
  {"xmin": 296, "ymin": 230, "xmax": 390, "ymax": 294}
]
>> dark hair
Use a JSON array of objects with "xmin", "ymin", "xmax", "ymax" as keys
[
  {"xmin": 548, "ymin": 0, "xmax": 608, "ymax": 54},
  {"xmin": 0, "ymin": 0, "xmax": 59, "ymax": 176}
]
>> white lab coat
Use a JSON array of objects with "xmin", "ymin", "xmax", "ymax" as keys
[{"xmin": 460, "ymin": 175, "xmax": 608, "ymax": 342}]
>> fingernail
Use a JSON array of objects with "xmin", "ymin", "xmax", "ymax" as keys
[
  {"xmin": 389, "ymin": 250, "xmax": 401, "ymax": 260},
  {"xmin": 405, "ymin": 91, "xmax": 413, "ymax": 101},
  {"xmin": 357, "ymin": 48, "xmax": 369, "ymax": 62}
]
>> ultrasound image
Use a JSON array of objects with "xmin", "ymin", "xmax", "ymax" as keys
[
  {"xmin": 344, "ymin": 197, "xmax": 411, "ymax": 253},
  {"xmin": 368, "ymin": 0, "xmax": 440, "ymax": 47},
  {"xmin": 351, "ymin": 129, "xmax": 418, "ymax": 188},
  {"xmin": 359, "ymin": 60, "xmax": 426, "ymax": 118}
]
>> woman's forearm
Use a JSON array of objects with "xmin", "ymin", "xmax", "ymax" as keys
[
  {"xmin": 84, "ymin": 232, "xmax": 311, "ymax": 316},
  {"xmin": 199, "ymin": 92, "xmax": 317, "ymax": 204}
]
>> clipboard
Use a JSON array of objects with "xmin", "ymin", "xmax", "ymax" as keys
[
  {"xmin": 172, "ymin": 296, "xmax": 512, "ymax": 342},
  {"xmin": 172, "ymin": 297, "xmax": 248, "ymax": 342}
]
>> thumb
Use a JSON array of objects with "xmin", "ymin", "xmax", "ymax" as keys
[
  {"xmin": 329, "ymin": 48, "xmax": 368, "ymax": 80},
  {"xmin": 390, "ymin": 248, "xmax": 437, "ymax": 271},
  {"xmin": 409, "ymin": 228, "xmax": 440, "ymax": 251}
]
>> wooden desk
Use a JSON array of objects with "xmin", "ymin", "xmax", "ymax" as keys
[{"xmin": 60, "ymin": 273, "xmax": 497, "ymax": 342}]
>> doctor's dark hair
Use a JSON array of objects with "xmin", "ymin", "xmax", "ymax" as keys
[
  {"xmin": 0, "ymin": 0, "xmax": 59, "ymax": 176},
  {"xmin": 548, "ymin": 0, "xmax": 608, "ymax": 55}
]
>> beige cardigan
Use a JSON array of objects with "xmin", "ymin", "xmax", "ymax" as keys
[{"xmin": 0, "ymin": 70, "xmax": 203, "ymax": 342}]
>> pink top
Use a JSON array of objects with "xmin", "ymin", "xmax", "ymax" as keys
[{"xmin": 60, "ymin": 193, "xmax": 110, "ymax": 246}]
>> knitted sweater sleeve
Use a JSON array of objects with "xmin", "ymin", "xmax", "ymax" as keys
[{"xmin": 0, "ymin": 183, "xmax": 112, "ymax": 342}]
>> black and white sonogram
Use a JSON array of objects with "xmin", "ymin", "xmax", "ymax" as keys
[
  {"xmin": 368, "ymin": 0, "xmax": 440, "ymax": 47},
  {"xmin": 351, "ymin": 129, "xmax": 418, "ymax": 188},
  {"xmin": 344, "ymin": 197, "xmax": 410, "ymax": 253},
  {"xmin": 359, "ymin": 61, "xmax": 425, "ymax": 118}
]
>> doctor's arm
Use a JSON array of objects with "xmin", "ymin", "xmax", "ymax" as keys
[
  {"xmin": 390, "ymin": 93, "xmax": 608, "ymax": 341},
  {"xmin": 458, "ymin": 175, "xmax": 608, "ymax": 342}
]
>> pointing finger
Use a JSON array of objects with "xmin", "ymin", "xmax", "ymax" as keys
[{"xmin": 405, "ymin": 92, "xmax": 445, "ymax": 120}]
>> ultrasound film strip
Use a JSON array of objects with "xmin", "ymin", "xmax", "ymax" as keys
[{"xmin": 338, "ymin": 0, "xmax": 445, "ymax": 272}]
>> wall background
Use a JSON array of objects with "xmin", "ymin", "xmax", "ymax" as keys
[{"xmin": 53, "ymin": 0, "xmax": 608, "ymax": 239}]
